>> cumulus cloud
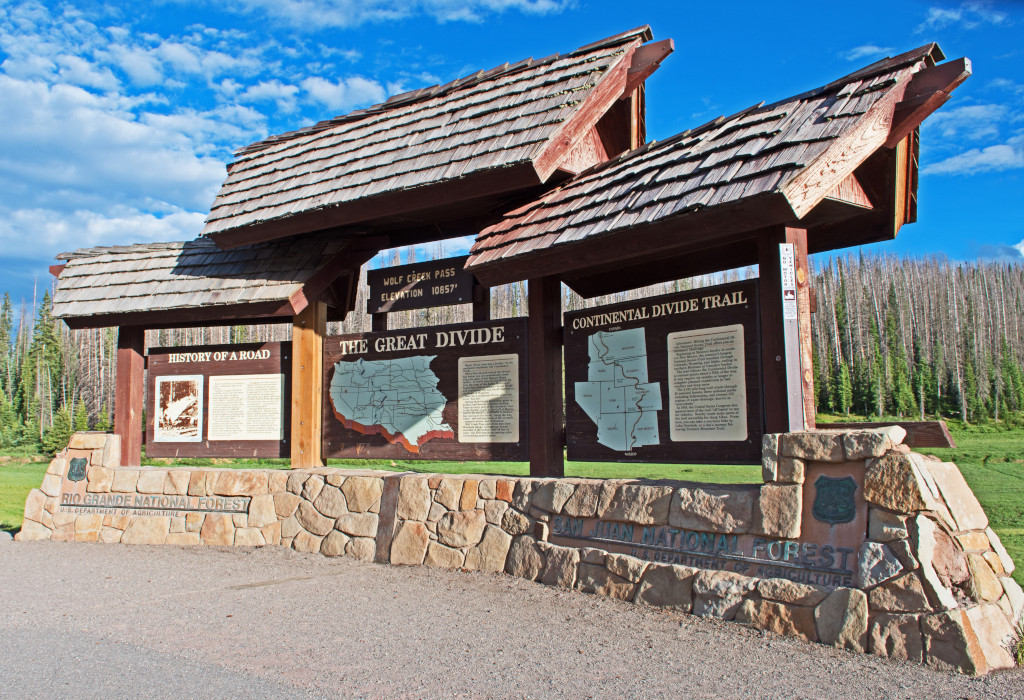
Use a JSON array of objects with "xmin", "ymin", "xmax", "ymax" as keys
[
  {"xmin": 922, "ymin": 139, "xmax": 1024, "ymax": 175},
  {"xmin": 300, "ymin": 76, "xmax": 387, "ymax": 111},
  {"xmin": 842, "ymin": 44, "xmax": 894, "ymax": 61},
  {"xmin": 923, "ymin": 103, "xmax": 1007, "ymax": 141},
  {"xmin": 917, "ymin": 2, "xmax": 1008, "ymax": 32}
]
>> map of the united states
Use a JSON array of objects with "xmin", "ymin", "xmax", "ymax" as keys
[{"xmin": 329, "ymin": 356, "xmax": 453, "ymax": 453}]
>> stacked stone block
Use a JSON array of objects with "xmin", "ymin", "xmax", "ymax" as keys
[{"xmin": 17, "ymin": 429, "xmax": 1022, "ymax": 675}]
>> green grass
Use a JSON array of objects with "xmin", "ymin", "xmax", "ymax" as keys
[{"xmin": 0, "ymin": 459, "xmax": 49, "ymax": 533}]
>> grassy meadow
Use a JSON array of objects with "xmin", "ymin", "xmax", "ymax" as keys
[{"xmin": 2, "ymin": 426, "xmax": 1021, "ymax": 588}]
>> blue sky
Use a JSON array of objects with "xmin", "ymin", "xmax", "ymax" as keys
[{"xmin": 0, "ymin": 0, "xmax": 1022, "ymax": 308}]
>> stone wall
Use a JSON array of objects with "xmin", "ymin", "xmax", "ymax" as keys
[{"xmin": 17, "ymin": 429, "xmax": 1022, "ymax": 675}]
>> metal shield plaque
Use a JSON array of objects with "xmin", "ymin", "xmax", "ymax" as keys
[
  {"xmin": 67, "ymin": 457, "xmax": 88, "ymax": 482},
  {"xmin": 812, "ymin": 475, "xmax": 858, "ymax": 525}
]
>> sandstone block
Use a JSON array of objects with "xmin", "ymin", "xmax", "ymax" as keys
[
  {"xmin": 857, "ymin": 542, "xmax": 904, "ymax": 589},
  {"xmin": 261, "ymin": 521, "xmax": 281, "ymax": 545},
  {"xmin": 670, "ymin": 486, "xmax": 753, "ymax": 533},
  {"xmin": 1000, "ymin": 577, "xmax": 1024, "ymax": 623},
  {"xmin": 51, "ymin": 523, "xmax": 74, "ymax": 542},
  {"xmin": 235, "ymin": 527, "xmax": 266, "ymax": 547},
  {"xmin": 291, "ymin": 530, "xmax": 323, "ymax": 553},
  {"xmin": 540, "ymin": 545, "xmax": 579, "ymax": 589},
  {"xmin": 963, "ymin": 604, "xmax": 1016, "ymax": 672},
  {"xmin": 437, "ymin": 510, "xmax": 486, "ymax": 548},
  {"xmin": 869, "ymin": 613, "xmax": 924, "ymax": 662},
  {"xmin": 232, "ymin": 513, "xmax": 247, "ymax": 528},
  {"xmin": 74, "ymin": 514, "xmax": 103, "ymax": 542},
  {"xmin": 52, "ymin": 510, "xmax": 75, "ymax": 528},
  {"xmin": 868, "ymin": 509, "xmax": 907, "ymax": 542},
  {"xmin": 38, "ymin": 473, "xmax": 61, "ymax": 498},
  {"xmin": 757, "ymin": 578, "xmax": 829, "ymax": 607},
  {"xmin": 494, "ymin": 480, "xmax": 514, "ymax": 502},
  {"xmin": 425, "ymin": 541, "xmax": 465, "ymax": 568},
  {"xmin": 46, "ymin": 456, "xmax": 68, "ymax": 477},
  {"xmin": 296, "ymin": 501, "xmax": 334, "ymax": 536},
  {"xmin": 605, "ymin": 553, "xmax": 647, "ymax": 583},
  {"xmin": 868, "ymin": 572, "xmax": 933, "ymax": 613},
  {"xmin": 313, "ymin": 485, "xmax": 348, "ymax": 518},
  {"xmin": 562, "ymin": 482, "xmax": 601, "ymax": 517},
  {"xmin": 966, "ymin": 553, "xmax": 1004, "ymax": 603},
  {"xmin": 122, "ymin": 516, "xmax": 170, "ymax": 545},
  {"xmin": 864, "ymin": 452, "xmax": 943, "ymax": 514},
  {"xmin": 342, "ymin": 477, "xmax": 382, "ymax": 513},
  {"xmin": 286, "ymin": 471, "xmax": 307, "ymax": 495},
  {"xmin": 300, "ymin": 475, "xmax": 324, "ymax": 502},
  {"xmin": 268, "ymin": 470, "xmax": 288, "ymax": 492},
  {"xmin": 274, "ymin": 492, "xmax": 301, "ymax": 518},
  {"xmin": 391, "ymin": 521, "xmax": 429, "ymax": 565},
  {"xmin": 70, "ymin": 432, "xmax": 107, "ymax": 449},
  {"xmin": 165, "ymin": 532, "xmax": 201, "ymax": 546},
  {"xmin": 912, "ymin": 515, "xmax": 963, "ymax": 610},
  {"xmin": 99, "ymin": 526, "xmax": 124, "ymax": 544},
  {"xmin": 843, "ymin": 428, "xmax": 899, "ymax": 461},
  {"xmin": 776, "ymin": 457, "xmax": 805, "ymax": 484},
  {"xmin": 23, "ymin": 489, "xmax": 46, "ymax": 523},
  {"xmin": 112, "ymin": 469, "xmax": 140, "ymax": 493},
  {"xmin": 100, "ymin": 436, "xmax": 121, "ymax": 468},
  {"xmin": 511, "ymin": 480, "xmax": 535, "ymax": 510},
  {"xmin": 460, "ymin": 480, "xmax": 479, "ymax": 511},
  {"xmin": 532, "ymin": 481, "xmax": 576, "ymax": 514},
  {"xmin": 984, "ymin": 549, "xmax": 1005, "ymax": 576},
  {"xmin": 320, "ymin": 530, "xmax": 349, "ymax": 557},
  {"xmin": 478, "ymin": 479, "xmax": 496, "ymax": 499},
  {"xmin": 187, "ymin": 471, "xmax": 207, "ymax": 497},
  {"xmin": 185, "ymin": 513, "xmax": 204, "ymax": 532},
  {"xmin": 761, "ymin": 433, "xmax": 780, "ymax": 482},
  {"xmin": 505, "ymin": 535, "xmax": 545, "ymax": 581},
  {"xmin": 280, "ymin": 515, "xmax": 300, "ymax": 539},
  {"xmin": 346, "ymin": 538, "xmax": 376, "ymax": 561},
  {"xmin": 986, "ymin": 527, "xmax": 1015, "ymax": 575},
  {"xmin": 247, "ymin": 494, "xmax": 277, "ymax": 528},
  {"xmin": 599, "ymin": 484, "xmax": 673, "ymax": 525},
  {"xmin": 692, "ymin": 570, "xmax": 756, "ymax": 620},
  {"xmin": 335, "ymin": 512, "xmax": 378, "ymax": 538},
  {"xmin": 736, "ymin": 599, "xmax": 817, "ymax": 642},
  {"xmin": 921, "ymin": 460, "xmax": 988, "ymax": 532},
  {"xmin": 427, "ymin": 501, "xmax": 447, "ymax": 522},
  {"xmin": 815, "ymin": 588, "xmax": 868, "ymax": 652},
  {"xmin": 324, "ymin": 472, "xmax": 345, "ymax": 488},
  {"xmin": 15, "ymin": 520, "xmax": 52, "ymax": 541},
  {"xmin": 169, "ymin": 517, "xmax": 186, "ymax": 534},
  {"xmin": 211, "ymin": 470, "xmax": 268, "ymax": 496},
  {"xmin": 578, "ymin": 564, "xmax": 637, "ymax": 601},
  {"xmin": 752, "ymin": 483, "xmax": 801, "ymax": 538},
  {"xmin": 465, "ymin": 526, "xmax": 513, "ymax": 572},
  {"xmin": 922, "ymin": 608, "xmax": 998, "ymax": 675},
  {"xmin": 484, "ymin": 499, "xmax": 508, "ymax": 525},
  {"xmin": 781, "ymin": 431, "xmax": 843, "ymax": 462},
  {"xmin": 86, "ymin": 468, "xmax": 114, "ymax": 494},
  {"xmin": 635, "ymin": 564, "xmax": 695, "ymax": 610},
  {"xmin": 397, "ymin": 478, "xmax": 431, "ymax": 521},
  {"xmin": 136, "ymin": 470, "xmax": 166, "ymax": 494},
  {"xmin": 434, "ymin": 478, "xmax": 462, "ymax": 510},
  {"xmin": 164, "ymin": 470, "xmax": 190, "ymax": 496},
  {"xmin": 200, "ymin": 514, "xmax": 235, "ymax": 546}
]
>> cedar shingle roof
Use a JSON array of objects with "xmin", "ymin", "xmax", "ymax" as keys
[
  {"xmin": 52, "ymin": 235, "xmax": 352, "ymax": 328},
  {"xmin": 202, "ymin": 26, "xmax": 656, "ymax": 246},
  {"xmin": 467, "ymin": 44, "xmax": 956, "ymax": 281}
]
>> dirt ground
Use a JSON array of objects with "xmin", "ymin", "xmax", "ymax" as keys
[{"xmin": 2, "ymin": 540, "xmax": 1023, "ymax": 699}]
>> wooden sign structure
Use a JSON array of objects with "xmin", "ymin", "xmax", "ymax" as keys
[
  {"xmin": 367, "ymin": 255, "xmax": 491, "ymax": 330},
  {"xmin": 322, "ymin": 318, "xmax": 528, "ymax": 461},
  {"xmin": 564, "ymin": 280, "xmax": 762, "ymax": 464},
  {"xmin": 146, "ymin": 342, "xmax": 290, "ymax": 459}
]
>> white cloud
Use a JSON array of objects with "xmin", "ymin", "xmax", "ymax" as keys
[
  {"xmin": 842, "ymin": 44, "xmax": 894, "ymax": 62},
  {"xmin": 917, "ymin": 2, "xmax": 1008, "ymax": 33},
  {"xmin": 301, "ymin": 75, "xmax": 387, "ymax": 111},
  {"xmin": 922, "ymin": 138, "xmax": 1024, "ymax": 175},
  {"xmin": 238, "ymin": 79, "xmax": 300, "ymax": 113},
  {"xmin": 923, "ymin": 103, "xmax": 1007, "ymax": 140}
]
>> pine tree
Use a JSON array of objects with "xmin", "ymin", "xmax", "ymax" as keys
[{"xmin": 73, "ymin": 399, "xmax": 90, "ymax": 432}]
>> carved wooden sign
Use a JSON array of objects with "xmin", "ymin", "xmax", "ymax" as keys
[
  {"xmin": 322, "ymin": 318, "xmax": 528, "ymax": 460},
  {"xmin": 146, "ymin": 342, "xmax": 290, "ymax": 458},
  {"xmin": 563, "ymin": 280, "xmax": 762, "ymax": 464},
  {"xmin": 366, "ymin": 255, "xmax": 475, "ymax": 313}
]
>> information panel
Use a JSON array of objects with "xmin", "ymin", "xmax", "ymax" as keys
[
  {"xmin": 366, "ymin": 255, "xmax": 475, "ymax": 313},
  {"xmin": 563, "ymin": 280, "xmax": 761, "ymax": 464},
  {"xmin": 322, "ymin": 319, "xmax": 528, "ymax": 460},
  {"xmin": 146, "ymin": 342, "xmax": 290, "ymax": 458}
]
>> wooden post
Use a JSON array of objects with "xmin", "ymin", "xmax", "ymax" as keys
[
  {"xmin": 472, "ymin": 282, "xmax": 491, "ymax": 322},
  {"xmin": 795, "ymin": 232, "xmax": 816, "ymax": 430},
  {"xmin": 758, "ymin": 227, "xmax": 811, "ymax": 434},
  {"xmin": 371, "ymin": 313, "xmax": 387, "ymax": 332},
  {"xmin": 291, "ymin": 302, "xmax": 326, "ymax": 468},
  {"xmin": 114, "ymin": 326, "xmax": 144, "ymax": 466},
  {"xmin": 527, "ymin": 276, "xmax": 564, "ymax": 477}
]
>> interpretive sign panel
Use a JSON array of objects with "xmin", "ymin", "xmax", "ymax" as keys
[
  {"xmin": 322, "ymin": 318, "xmax": 528, "ymax": 460},
  {"xmin": 563, "ymin": 280, "xmax": 762, "ymax": 463},
  {"xmin": 366, "ymin": 255, "xmax": 475, "ymax": 313},
  {"xmin": 146, "ymin": 342, "xmax": 290, "ymax": 458}
]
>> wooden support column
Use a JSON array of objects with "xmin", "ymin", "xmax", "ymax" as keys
[
  {"xmin": 114, "ymin": 325, "xmax": 144, "ymax": 466},
  {"xmin": 795, "ymin": 232, "xmax": 816, "ymax": 429},
  {"xmin": 758, "ymin": 227, "xmax": 812, "ymax": 434},
  {"xmin": 371, "ymin": 313, "xmax": 387, "ymax": 332},
  {"xmin": 291, "ymin": 302, "xmax": 326, "ymax": 468},
  {"xmin": 472, "ymin": 282, "xmax": 491, "ymax": 322},
  {"xmin": 527, "ymin": 276, "xmax": 564, "ymax": 477}
]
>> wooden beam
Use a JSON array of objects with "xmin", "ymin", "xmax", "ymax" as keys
[
  {"xmin": 291, "ymin": 302, "xmax": 326, "ymax": 468},
  {"xmin": 824, "ymin": 421, "xmax": 955, "ymax": 448},
  {"xmin": 623, "ymin": 38, "xmax": 673, "ymax": 96},
  {"xmin": 758, "ymin": 227, "xmax": 809, "ymax": 434},
  {"xmin": 527, "ymin": 276, "xmax": 564, "ymax": 477},
  {"xmin": 48, "ymin": 264, "xmax": 65, "ymax": 277},
  {"xmin": 823, "ymin": 172, "xmax": 873, "ymax": 209},
  {"xmin": 886, "ymin": 57, "xmax": 971, "ymax": 148},
  {"xmin": 472, "ymin": 282, "xmax": 491, "ymax": 322},
  {"xmin": 795, "ymin": 230, "xmax": 815, "ymax": 430},
  {"xmin": 114, "ymin": 326, "xmax": 145, "ymax": 466}
]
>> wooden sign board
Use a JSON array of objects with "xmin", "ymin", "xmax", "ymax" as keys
[
  {"xmin": 146, "ymin": 342, "xmax": 290, "ymax": 459},
  {"xmin": 366, "ymin": 255, "xmax": 474, "ymax": 313},
  {"xmin": 322, "ymin": 318, "xmax": 528, "ymax": 460},
  {"xmin": 563, "ymin": 280, "xmax": 762, "ymax": 464}
]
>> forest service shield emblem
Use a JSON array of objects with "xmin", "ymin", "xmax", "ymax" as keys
[
  {"xmin": 67, "ymin": 457, "xmax": 88, "ymax": 482},
  {"xmin": 812, "ymin": 475, "xmax": 857, "ymax": 525}
]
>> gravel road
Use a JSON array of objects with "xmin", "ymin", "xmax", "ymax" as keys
[{"xmin": 2, "ymin": 540, "xmax": 1023, "ymax": 699}]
